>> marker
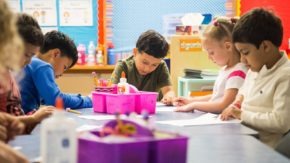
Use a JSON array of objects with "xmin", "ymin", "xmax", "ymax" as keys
[
  {"xmin": 92, "ymin": 71, "xmax": 98, "ymax": 86},
  {"xmin": 66, "ymin": 108, "xmax": 82, "ymax": 114}
]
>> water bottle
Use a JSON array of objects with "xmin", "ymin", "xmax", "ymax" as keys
[
  {"xmin": 77, "ymin": 44, "xmax": 86, "ymax": 65},
  {"xmin": 87, "ymin": 41, "xmax": 96, "ymax": 65}
]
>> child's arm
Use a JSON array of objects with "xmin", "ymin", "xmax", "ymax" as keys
[
  {"xmin": 173, "ymin": 95, "xmax": 212, "ymax": 107},
  {"xmin": 160, "ymin": 85, "xmax": 175, "ymax": 105},
  {"xmin": 0, "ymin": 141, "xmax": 29, "ymax": 163},
  {"xmin": 17, "ymin": 106, "xmax": 54, "ymax": 134},
  {"xmin": 110, "ymin": 61, "xmax": 125, "ymax": 84},
  {"xmin": 220, "ymin": 94, "xmax": 243, "ymax": 120},
  {"xmin": 241, "ymin": 77, "xmax": 290, "ymax": 133},
  {"xmin": 33, "ymin": 66, "xmax": 92, "ymax": 109},
  {"xmin": 175, "ymin": 88, "xmax": 238, "ymax": 113},
  {"xmin": 0, "ymin": 113, "xmax": 25, "ymax": 142}
]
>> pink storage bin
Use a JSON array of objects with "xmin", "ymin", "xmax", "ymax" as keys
[
  {"xmin": 106, "ymin": 94, "xmax": 136, "ymax": 114},
  {"xmin": 92, "ymin": 92, "xmax": 109, "ymax": 113},
  {"xmin": 134, "ymin": 91, "xmax": 158, "ymax": 114},
  {"xmin": 92, "ymin": 91, "xmax": 158, "ymax": 114},
  {"xmin": 95, "ymin": 85, "xmax": 117, "ymax": 94}
]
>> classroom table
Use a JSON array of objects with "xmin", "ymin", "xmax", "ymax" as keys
[{"xmin": 9, "ymin": 105, "xmax": 290, "ymax": 163}]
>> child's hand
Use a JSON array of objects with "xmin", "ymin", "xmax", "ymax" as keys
[
  {"xmin": 172, "ymin": 97, "xmax": 191, "ymax": 106},
  {"xmin": 7, "ymin": 118, "xmax": 25, "ymax": 141},
  {"xmin": 220, "ymin": 106, "xmax": 234, "ymax": 120},
  {"xmin": 0, "ymin": 113, "xmax": 25, "ymax": 142},
  {"xmin": 161, "ymin": 95, "xmax": 174, "ymax": 106},
  {"xmin": 174, "ymin": 104, "xmax": 194, "ymax": 112},
  {"xmin": 220, "ymin": 106, "xmax": 241, "ymax": 120},
  {"xmin": 0, "ymin": 141, "xmax": 29, "ymax": 163},
  {"xmin": 0, "ymin": 125, "xmax": 7, "ymax": 142},
  {"xmin": 32, "ymin": 106, "xmax": 55, "ymax": 123}
]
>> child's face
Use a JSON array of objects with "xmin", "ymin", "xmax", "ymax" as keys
[
  {"xmin": 133, "ymin": 48, "xmax": 162, "ymax": 76},
  {"xmin": 202, "ymin": 37, "xmax": 231, "ymax": 67},
  {"xmin": 21, "ymin": 43, "xmax": 40, "ymax": 68},
  {"xmin": 235, "ymin": 42, "xmax": 265, "ymax": 72},
  {"xmin": 52, "ymin": 55, "xmax": 72, "ymax": 79}
]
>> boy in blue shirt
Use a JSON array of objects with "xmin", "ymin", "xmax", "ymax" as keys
[{"xmin": 19, "ymin": 31, "xmax": 92, "ymax": 113}]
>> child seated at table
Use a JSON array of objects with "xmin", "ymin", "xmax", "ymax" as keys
[
  {"xmin": 220, "ymin": 8, "xmax": 290, "ymax": 148},
  {"xmin": 19, "ymin": 31, "xmax": 92, "ymax": 114},
  {"xmin": 174, "ymin": 17, "xmax": 248, "ymax": 113},
  {"xmin": 111, "ymin": 30, "xmax": 175, "ymax": 105}
]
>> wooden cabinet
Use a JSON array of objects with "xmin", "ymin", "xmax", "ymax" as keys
[
  {"xmin": 58, "ymin": 65, "xmax": 114, "ymax": 95},
  {"xmin": 170, "ymin": 35, "xmax": 218, "ymax": 93}
]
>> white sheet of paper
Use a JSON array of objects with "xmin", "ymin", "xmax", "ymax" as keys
[
  {"xmin": 78, "ymin": 115, "xmax": 115, "ymax": 121},
  {"xmin": 156, "ymin": 107, "xmax": 175, "ymax": 112},
  {"xmin": 156, "ymin": 113, "xmax": 241, "ymax": 126},
  {"xmin": 30, "ymin": 156, "xmax": 41, "ymax": 163},
  {"xmin": 76, "ymin": 125, "xmax": 102, "ymax": 132},
  {"xmin": 156, "ymin": 102, "xmax": 166, "ymax": 107}
]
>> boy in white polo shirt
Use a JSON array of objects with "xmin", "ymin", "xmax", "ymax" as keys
[{"xmin": 221, "ymin": 8, "xmax": 290, "ymax": 148}]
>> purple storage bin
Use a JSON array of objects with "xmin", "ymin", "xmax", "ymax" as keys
[
  {"xmin": 78, "ymin": 132, "xmax": 150, "ymax": 163},
  {"xmin": 149, "ymin": 136, "xmax": 188, "ymax": 163},
  {"xmin": 78, "ymin": 131, "xmax": 188, "ymax": 163}
]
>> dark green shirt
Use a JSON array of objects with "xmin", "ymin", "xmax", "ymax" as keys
[{"xmin": 111, "ymin": 56, "xmax": 172, "ymax": 95}]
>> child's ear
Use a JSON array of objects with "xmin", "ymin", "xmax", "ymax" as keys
[
  {"xmin": 133, "ymin": 48, "xmax": 138, "ymax": 57},
  {"xmin": 224, "ymin": 41, "xmax": 232, "ymax": 50},
  {"xmin": 53, "ymin": 48, "xmax": 62, "ymax": 58},
  {"xmin": 262, "ymin": 40, "xmax": 271, "ymax": 52}
]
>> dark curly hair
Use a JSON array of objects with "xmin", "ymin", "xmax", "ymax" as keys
[
  {"xmin": 40, "ymin": 30, "xmax": 78, "ymax": 67},
  {"xmin": 17, "ymin": 13, "xmax": 43, "ymax": 46},
  {"xmin": 136, "ymin": 30, "xmax": 169, "ymax": 58},
  {"xmin": 233, "ymin": 8, "xmax": 283, "ymax": 48}
]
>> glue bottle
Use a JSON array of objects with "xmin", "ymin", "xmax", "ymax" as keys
[
  {"xmin": 117, "ymin": 72, "xmax": 129, "ymax": 94},
  {"xmin": 41, "ymin": 97, "xmax": 77, "ymax": 163}
]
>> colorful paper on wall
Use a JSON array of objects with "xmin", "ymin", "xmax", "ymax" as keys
[
  {"xmin": 59, "ymin": 0, "xmax": 93, "ymax": 26},
  {"xmin": 22, "ymin": 0, "xmax": 57, "ymax": 26}
]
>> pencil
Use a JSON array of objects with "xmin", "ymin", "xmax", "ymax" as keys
[{"xmin": 67, "ymin": 109, "xmax": 82, "ymax": 115}]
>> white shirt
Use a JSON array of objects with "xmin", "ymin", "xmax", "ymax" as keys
[
  {"xmin": 210, "ymin": 63, "xmax": 248, "ymax": 102},
  {"xmin": 240, "ymin": 54, "xmax": 290, "ymax": 148}
]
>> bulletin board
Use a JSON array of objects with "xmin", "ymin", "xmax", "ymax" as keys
[
  {"xmin": 112, "ymin": 0, "xmax": 228, "ymax": 49},
  {"xmin": 240, "ymin": 0, "xmax": 290, "ymax": 50},
  {"xmin": 7, "ymin": 0, "xmax": 97, "ymax": 46},
  {"xmin": 8, "ymin": 0, "xmax": 230, "ymax": 49}
]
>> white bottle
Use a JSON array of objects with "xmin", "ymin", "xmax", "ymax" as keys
[
  {"xmin": 118, "ymin": 72, "xmax": 129, "ymax": 94},
  {"xmin": 41, "ymin": 97, "xmax": 77, "ymax": 163},
  {"xmin": 96, "ymin": 50, "xmax": 103, "ymax": 65},
  {"xmin": 87, "ymin": 41, "xmax": 96, "ymax": 64}
]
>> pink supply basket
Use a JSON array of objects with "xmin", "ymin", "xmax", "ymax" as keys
[
  {"xmin": 95, "ymin": 85, "xmax": 117, "ymax": 94},
  {"xmin": 92, "ymin": 91, "xmax": 158, "ymax": 114}
]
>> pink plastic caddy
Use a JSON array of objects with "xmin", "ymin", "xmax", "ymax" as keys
[{"xmin": 92, "ymin": 91, "xmax": 158, "ymax": 114}]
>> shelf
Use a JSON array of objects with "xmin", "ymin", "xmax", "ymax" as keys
[{"xmin": 66, "ymin": 64, "xmax": 115, "ymax": 73}]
